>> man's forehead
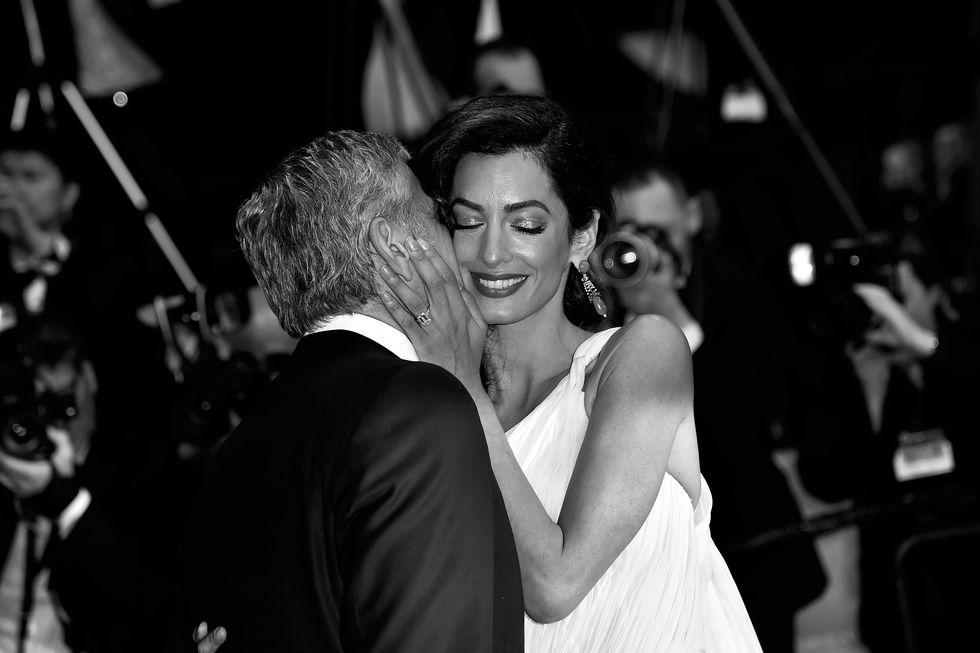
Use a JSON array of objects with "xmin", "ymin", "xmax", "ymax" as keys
[{"xmin": 617, "ymin": 177, "xmax": 684, "ymax": 227}]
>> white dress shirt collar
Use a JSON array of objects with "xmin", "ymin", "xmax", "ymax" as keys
[{"xmin": 306, "ymin": 313, "xmax": 418, "ymax": 361}]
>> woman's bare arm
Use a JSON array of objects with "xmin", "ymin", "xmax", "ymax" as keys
[
  {"xmin": 378, "ymin": 244, "xmax": 694, "ymax": 623},
  {"xmin": 474, "ymin": 315, "xmax": 693, "ymax": 622}
]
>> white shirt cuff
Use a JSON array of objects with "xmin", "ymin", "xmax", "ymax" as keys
[{"xmin": 58, "ymin": 488, "xmax": 92, "ymax": 538}]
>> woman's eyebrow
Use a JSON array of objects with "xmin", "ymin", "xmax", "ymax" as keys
[
  {"xmin": 504, "ymin": 199, "xmax": 550, "ymax": 214},
  {"xmin": 450, "ymin": 198, "xmax": 552, "ymax": 214},
  {"xmin": 450, "ymin": 197, "xmax": 483, "ymax": 212}
]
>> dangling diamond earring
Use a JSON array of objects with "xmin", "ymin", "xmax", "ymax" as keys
[{"xmin": 578, "ymin": 260, "xmax": 607, "ymax": 318}]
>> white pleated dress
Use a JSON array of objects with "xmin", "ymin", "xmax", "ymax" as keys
[{"xmin": 507, "ymin": 328, "xmax": 764, "ymax": 653}]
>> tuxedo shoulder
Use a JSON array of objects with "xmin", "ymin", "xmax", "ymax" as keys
[
  {"xmin": 353, "ymin": 362, "xmax": 485, "ymax": 452},
  {"xmin": 374, "ymin": 360, "xmax": 472, "ymax": 405}
]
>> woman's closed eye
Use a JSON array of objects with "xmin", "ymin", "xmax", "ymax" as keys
[
  {"xmin": 452, "ymin": 216, "xmax": 483, "ymax": 231},
  {"xmin": 513, "ymin": 221, "xmax": 546, "ymax": 235}
]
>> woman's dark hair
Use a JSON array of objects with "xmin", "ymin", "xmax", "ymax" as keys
[{"xmin": 413, "ymin": 94, "xmax": 613, "ymax": 329}]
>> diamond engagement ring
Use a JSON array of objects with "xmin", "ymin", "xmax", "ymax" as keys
[{"xmin": 415, "ymin": 308, "xmax": 432, "ymax": 326}]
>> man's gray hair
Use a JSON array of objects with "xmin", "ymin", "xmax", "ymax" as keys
[{"xmin": 236, "ymin": 131, "xmax": 426, "ymax": 338}]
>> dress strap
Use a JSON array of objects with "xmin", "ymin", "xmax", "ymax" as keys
[{"xmin": 568, "ymin": 327, "xmax": 621, "ymax": 388}]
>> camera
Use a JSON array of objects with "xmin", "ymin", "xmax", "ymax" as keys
[
  {"xmin": 789, "ymin": 231, "xmax": 899, "ymax": 292},
  {"xmin": 789, "ymin": 231, "xmax": 902, "ymax": 342},
  {"xmin": 0, "ymin": 333, "xmax": 56, "ymax": 461},
  {"xmin": 596, "ymin": 225, "xmax": 681, "ymax": 288},
  {"xmin": 167, "ymin": 290, "xmax": 286, "ymax": 450},
  {"xmin": 174, "ymin": 348, "xmax": 275, "ymax": 450}
]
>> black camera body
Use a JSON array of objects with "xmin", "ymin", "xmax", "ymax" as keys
[
  {"xmin": 789, "ymin": 231, "xmax": 903, "ymax": 343},
  {"xmin": 0, "ymin": 336, "xmax": 56, "ymax": 461}
]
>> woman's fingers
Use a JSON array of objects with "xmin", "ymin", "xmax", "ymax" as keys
[
  {"xmin": 412, "ymin": 238, "xmax": 474, "ymax": 319},
  {"xmin": 379, "ymin": 285, "xmax": 424, "ymax": 338},
  {"xmin": 460, "ymin": 287, "xmax": 487, "ymax": 332},
  {"xmin": 416, "ymin": 238, "xmax": 459, "ymax": 286},
  {"xmin": 406, "ymin": 238, "xmax": 450, "ymax": 309},
  {"xmin": 378, "ymin": 263, "xmax": 428, "ymax": 320}
]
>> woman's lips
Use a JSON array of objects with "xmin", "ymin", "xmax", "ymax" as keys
[{"xmin": 471, "ymin": 273, "xmax": 529, "ymax": 297}]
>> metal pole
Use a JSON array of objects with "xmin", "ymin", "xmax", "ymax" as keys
[{"xmin": 713, "ymin": 0, "xmax": 870, "ymax": 236}]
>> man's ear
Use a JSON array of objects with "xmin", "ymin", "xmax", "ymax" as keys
[
  {"xmin": 685, "ymin": 195, "xmax": 703, "ymax": 237},
  {"xmin": 80, "ymin": 360, "xmax": 98, "ymax": 396},
  {"xmin": 61, "ymin": 182, "xmax": 80, "ymax": 215},
  {"xmin": 571, "ymin": 209, "xmax": 600, "ymax": 266},
  {"xmin": 368, "ymin": 216, "xmax": 414, "ymax": 281}
]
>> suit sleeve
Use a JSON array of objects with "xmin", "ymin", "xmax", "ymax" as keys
[{"xmin": 340, "ymin": 363, "xmax": 507, "ymax": 653}]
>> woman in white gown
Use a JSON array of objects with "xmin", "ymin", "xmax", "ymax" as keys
[
  {"xmin": 379, "ymin": 94, "xmax": 763, "ymax": 653},
  {"xmin": 195, "ymin": 95, "xmax": 762, "ymax": 653}
]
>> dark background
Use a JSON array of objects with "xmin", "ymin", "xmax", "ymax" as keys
[{"xmin": 0, "ymin": 0, "xmax": 976, "ymax": 307}]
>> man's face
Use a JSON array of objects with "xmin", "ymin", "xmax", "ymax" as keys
[
  {"xmin": 614, "ymin": 176, "xmax": 696, "ymax": 271},
  {"xmin": 0, "ymin": 149, "xmax": 78, "ymax": 235}
]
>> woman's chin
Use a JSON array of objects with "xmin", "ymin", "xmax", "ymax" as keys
[{"xmin": 477, "ymin": 301, "xmax": 527, "ymax": 327}]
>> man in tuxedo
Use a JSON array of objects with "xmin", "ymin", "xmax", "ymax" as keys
[{"xmin": 174, "ymin": 131, "xmax": 523, "ymax": 652}]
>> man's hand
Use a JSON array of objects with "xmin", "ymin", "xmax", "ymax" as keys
[
  {"xmin": 0, "ymin": 427, "xmax": 76, "ymax": 498},
  {"xmin": 376, "ymin": 237, "xmax": 487, "ymax": 391},
  {"xmin": 0, "ymin": 451, "xmax": 53, "ymax": 497},
  {"xmin": 192, "ymin": 622, "xmax": 227, "ymax": 653},
  {"xmin": 853, "ymin": 267, "xmax": 939, "ymax": 360}
]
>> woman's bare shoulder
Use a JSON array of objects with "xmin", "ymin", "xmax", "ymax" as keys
[
  {"xmin": 601, "ymin": 316, "xmax": 690, "ymax": 373},
  {"xmin": 585, "ymin": 317, "xmax": 693, "ymax": 408}
]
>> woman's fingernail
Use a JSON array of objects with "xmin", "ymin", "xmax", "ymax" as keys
[
  {"xmin": 418, "ymin": 237, "xmax": 431, "ymax": 251},
  {"xmin": 380, "ymin": 290, "xmax": 394, "ymax": 303},
  {"xmin": 379, "ymin": 264, "xmax": 394, "ymax": 278},
  {"xmin": 406, "ymin": 238, "xmax": 419, "ymax": 251},
  {"xmin": 215, "ymin": 627, "xmax": 226, "ymax": 640}
]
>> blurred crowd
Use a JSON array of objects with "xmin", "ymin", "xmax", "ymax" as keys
[{"xmin": 1, "ymin": 1, "xmax": 978, "ymax": 652}]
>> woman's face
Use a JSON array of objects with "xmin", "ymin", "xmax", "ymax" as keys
[{"xmin": 450, "ymin": 151, "xmax": 583, "ymax": 326}]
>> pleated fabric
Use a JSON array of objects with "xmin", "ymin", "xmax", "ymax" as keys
[{"xmin": 507, "ymin": 328, "xmax": 763, "ymax": 653}]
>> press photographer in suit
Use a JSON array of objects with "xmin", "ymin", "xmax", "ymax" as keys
[{"xmin": 0, "ymin": 314, "xmax": 181, "ymax": 652}]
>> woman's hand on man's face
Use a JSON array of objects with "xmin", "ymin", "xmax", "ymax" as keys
[{"xmin": 377, "ymin": 237, "xmax": 487, "ymax": 390}]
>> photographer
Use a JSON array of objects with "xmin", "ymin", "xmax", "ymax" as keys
[
  {"xmin": 606, "ymin": 158, "xmax": 826, "ymax": 653},
  {"xmin": 0, "ymin": 129, "xmax": 79, "ymax": 322},
  {"xmin": 0, "ymin": 316, "xmax": 181, "ymax": 652},
  {"xmin": 792, "ymin": 230, "xmax": 980, "ymax": 653}
]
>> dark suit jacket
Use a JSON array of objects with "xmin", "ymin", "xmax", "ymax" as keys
[
  {"xmin": 175, "ymin": 330, "xmax": 523, "ymax": 652},
  {"xmin": 679, "ymin": 245, "xmax": 827, "ymax": 622}
]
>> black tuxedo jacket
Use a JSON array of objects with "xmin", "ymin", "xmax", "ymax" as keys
[{"xmin": 175, "ymin": 330, "xmax": 523, "ymax": 652}]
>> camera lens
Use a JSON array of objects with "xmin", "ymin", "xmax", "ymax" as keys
[
  {"xmin": 597, "ymin": 232, "xmax": 650, "ymax": 288},
  {"xmin": 1, "ymin": 411, "xmax": 54, "ymax": 461}
]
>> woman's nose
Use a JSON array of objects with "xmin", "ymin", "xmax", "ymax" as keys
[{"xmin": 478, "ymin": 223, "xmax": 509, "ymax": 267}]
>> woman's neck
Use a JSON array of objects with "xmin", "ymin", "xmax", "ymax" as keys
[{"xmin": 485, "ymin": 303, "xmax": 592, "ymax": 414}]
